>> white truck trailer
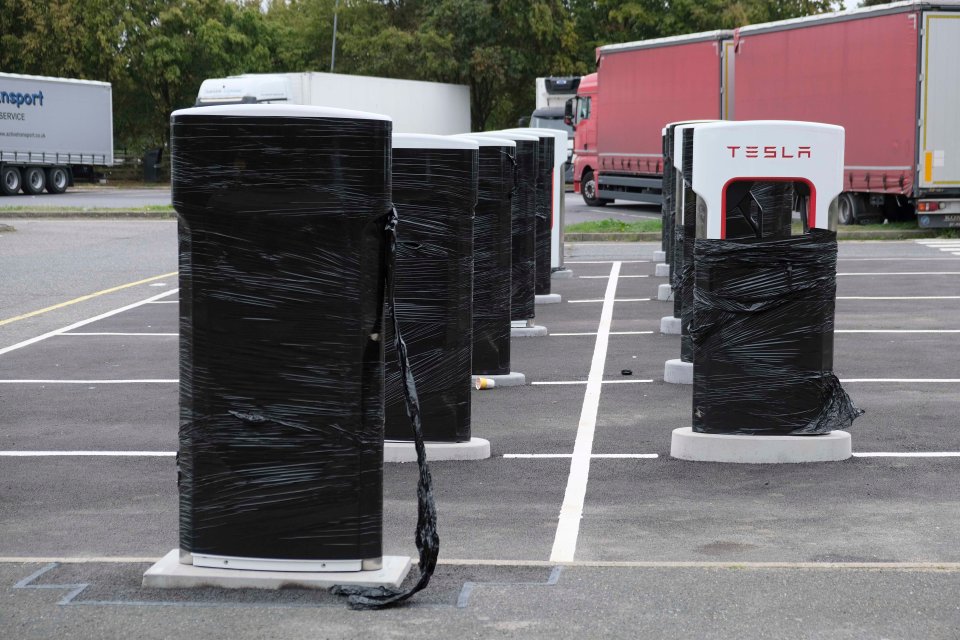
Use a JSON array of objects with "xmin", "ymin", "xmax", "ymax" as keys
[
  {"xmin": 0, "ymin": 72, "xmax": 113, "ymax": 195},
  {"xmin": 195, "ymin": 72, "xmax": 471, "ymax": 135}
]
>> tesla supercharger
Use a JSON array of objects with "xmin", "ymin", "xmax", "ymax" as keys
[
  {"xmin": 501, "ymin": 127, "xmax": 568, "ymax": 297},
  {"xmin": 669, "ymin": 120, "xmax": 858, "ymax": 463}
]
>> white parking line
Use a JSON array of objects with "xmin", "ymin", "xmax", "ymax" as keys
[
  {"xmin": 0, "ymin": 380, "xmax": 178, "ymax": 384},
  {"xmin": 838, "ymin": 296, "xmax": 960, "ymax": 300},
  {"xmin": 551, "ymin": 261, "xmax": 620, "ymax": 563},
  {"xmin": 146, "ymin": 300, "xmax": 178, "ymax": 304},
  {"xmin": 565, "ymin": 260, "xmax": 650, "ymax": 264},
  {"xmin": 852, "ymin": 452, "xmax": 960, "ymax": 458},
  {"xmin": 567, "ymin": 298, "xmax": 649, "ymax": 304},
  {"xmin": 550, "ymin": 331, "xmax": 653, "ymax": 336},
  {"xmin": 840, "ymin": 378, "xmax": 960, "ymax": 383},
  {"xmin": 839, "ymin": 257, "xmax": 960, "ymax": 261},
  {"xmin": 837, "ymin": 272, "xmax": 960, "ymax": 276},
  {"xmin": 837, "ymin": 330, "xmax": 960, "ymax": 333},
  {"xmin": 0, "ymin": 451, "xmax": 175, "ymax": 457},
  {"xmin": 579, "ymin": 275, "xmax": 648, "ymax": 279},
  {"xmin": 532, "ymin": 379, "xmax": 653, "ymax": 385},
  {"xmin": 505, "ymin": 454, "xmax": 660, "ymax": 459},
  {"xmin": 59, "ymin": 332, "xmax": 177, "ymax": 337},
  {"xmin": 0, "ymin": 289, "xmax": 179, "ymax": 357}
]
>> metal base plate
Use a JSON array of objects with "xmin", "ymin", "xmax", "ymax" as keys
[
  {"xmin": 655, "ymin": 263, "xmax": 670, "ymax": 277},
  {"xmin": 670, "ymin": 427, "xmax": 852, "ymax": 463},
  {"xmin": 535, "ymin": 293, "xmax": 562, "ymax": 305},
  {"xmin": 653, "ymin": 250, "xmax": 666, "ymax": 261},
  {"xmin": 384, "ymin": 437, "xmax": 491, "ymax": 463},
  {"xmin": 657, "ymin": 284, "xmax": 674, "ymax": 301},
  {"xmin": 551, "ymin": 268, "xmax": 574, "ymax": 280},
  {"xmin": 142, "ymin": 550, "xmax": 412, "ymax": 590}
]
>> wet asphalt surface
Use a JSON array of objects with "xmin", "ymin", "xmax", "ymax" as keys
[{"xmin": 1, "ymin": 219, "xmax": 959, "ymax": 639}]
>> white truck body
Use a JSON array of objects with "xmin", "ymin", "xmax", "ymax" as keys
[
  {"xmin": 196, "ymin": 72, "xmax": 471, "ymax": 135},
  {"xmin": 0, "ymin": 72, "xmax": 113, "ymax": 166}
]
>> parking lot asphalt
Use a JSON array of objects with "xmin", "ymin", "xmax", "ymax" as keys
[
  {"xmin": 1, "ymin": 221, "xmax": 959, "ymax": 638},
  {"xmin": 0, "ymin": 187, "xmax": 171, "ymax": 209}
]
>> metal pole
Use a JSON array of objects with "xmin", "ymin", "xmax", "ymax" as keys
[{"xmin": 330, "ymin": 0, "xmax": 340, "ymax": 73}]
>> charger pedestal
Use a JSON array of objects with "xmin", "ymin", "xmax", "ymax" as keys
[
  {"xmin": 384, "ymin": 438, "xmax": 491, "ymax": 463},
  {"xmin": 472, "ymin": 372, "xmax": 526, "ymax": 387},
  {"xmin": 670, "ymin": 428, "xmax": 851, "ymax": 463},
  {"xmin": 143, "ymin": 550, "xmax": 412, "ymax": 590},
  {"xmin": 660, "ymin": 316, "xmax": 681, "ymax": 335},
  {"xmin": 664, "ymin": 358, "xmax": 693, "ymax": 384}
]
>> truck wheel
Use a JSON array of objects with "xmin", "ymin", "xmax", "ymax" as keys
[
  {"xmin": 838, "ymin": 192, "xmax": 863, "ymax": 225},
  {"xmin": 0, "ymin": 166, "xmax": 22, "ymax": 196},
  {"xmin": 582, "ymin": 170, "xmax": 607, "ymax": 207},
  {"xmin": 46, "ymin": 167, "xmax": 69, "ymax": 194},
  {"xmin": 23, "ymin": 166, "xmax": 47, "ymax": 195}
]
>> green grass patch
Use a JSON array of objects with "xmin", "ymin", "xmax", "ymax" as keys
[{"xmin": 565, "ymin": 218, "xmax": 662, "ymax": 233}]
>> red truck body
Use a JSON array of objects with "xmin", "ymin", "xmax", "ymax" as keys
[
  {"xmin": 572, "ymin": 32, "xmax": 730, "ymax": 205},
  {"xmin": 572, "ymin": 1, "xmax": 960, "ymax": 225}
]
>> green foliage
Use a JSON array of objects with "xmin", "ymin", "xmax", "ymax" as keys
[
  {"xmin": 0, "ymin": 0, "xmax": 843, "ymax": 148},
  {"xmin": 565, "ymin": 217, "xmax": 662, "ymax": 233}
]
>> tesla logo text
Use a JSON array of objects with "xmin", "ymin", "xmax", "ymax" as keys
[{"xmin": 726, "ymin": 145, "xmax": 811, "ymax": 159}]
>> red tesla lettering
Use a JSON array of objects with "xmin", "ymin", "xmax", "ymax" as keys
[
  {"xmin": 798, "ymin": 146, "xmax": 811, "ymax": 158},
  {"xmin": 746, "ymin": 146, "xmax": 759, "ymax": 158},
  {"xmin": 727, "ymin": 145, "xmax": 740, "ymax": 158},
  {"xmin": 781, "ymin": 146, "xmax": 794, "ymax": 158},
  {"xmin": 764, "ymin": 146, "xmax": 776, "ymax": 158}
]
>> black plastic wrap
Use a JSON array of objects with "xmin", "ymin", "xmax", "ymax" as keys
[
  {"xmin": 679, "ymin": 128, "xmax": 696, "ymax": 362},
  {"xmin": 384, "ymin": 144, "xmax": 478, "ymax": 443},
  {"xmin": 510, "ymin": 138, "xmax": 538, "ymax": 321},
  {"xmin": 533, "ymin": 135, "xmax": 554, "ymax": 296},
  {"xmin": 691, "ymin": 229, "xmax": 863, "ymax": 435},
  {"xmin": 472, "ymin": 143, "xmax": 515, "ymax": 375},
  {"xmin": 172, "ymin": 108, "xmax": 390, "ymax": 562},
  {"xmin": 661, "ymin": 127, "xmax": 674, "ymax": 261}
]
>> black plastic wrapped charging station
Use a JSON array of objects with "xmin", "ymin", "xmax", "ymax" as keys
[
  {"xmin": 384, "ymin": 140, "xmax": 478, "ymax": 442},
  {"xmin": 532, "ymin": 135, "xmax": 554, "ymax": 296},
  {"xmin": 471, "ymin": 142, "xmax": 515, "ymax": 376},
  {"xmin": 510, "ymin": 138, "xmax": 539, "ymax": 322},
  {"xmin": 172, "ymin": 106, "xmax": 390, "ymax": 563},
  {"xmin": 661, "ymin": 127, "xmax": 675, "ymax": 268},
  {"xmin": 678, "ymin": 128, "xmax": 697, "ymax": 362},
  {"xmin": 690, "ymin": 228, "xmax": 863, "ymax": 435}
]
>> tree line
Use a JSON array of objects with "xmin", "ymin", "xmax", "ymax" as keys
[{"xmin": 0, "ymin": 0, "xmax": 842, "ymax": 151}]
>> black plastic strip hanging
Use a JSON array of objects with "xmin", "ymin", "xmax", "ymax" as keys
[{"xmin": 331, "ymin": 206, "xmax": 440, "ymax": 610}]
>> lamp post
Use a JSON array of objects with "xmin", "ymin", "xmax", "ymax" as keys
[{"xmin": 330, "ymin": 0, "xmax": 340, "ymax": 73}]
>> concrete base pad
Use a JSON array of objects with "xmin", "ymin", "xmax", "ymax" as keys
[
  {"xmin": 143, "ymin": 550, "xmax": 412, "ymax": 590},
  {"xmin": 670, "ymin": 427, "xmax": 852, "ymax": 463},
  {"xmin": 511, "ymin": 325, "xmax": 548, "ymax": 337},
  {"xmin": 472, "ymin": 372, "xmax": 526, "ymax": 387},
  {"xmin": 655, "ymin": 263, "xmax": 670, "ymax": 277},
  {"xmin": 535, "ymin": 293, "xmax": 562, "ymax": 305},
  {"xmin": 657, "ymin": 284, "xmax": 674, "ymax": 301},
  {"xmin": 653, "ymin": 250, "xmax": 666, "ymax": 261},
  {"xmin": 384, "ymin": 437, "xmax": 491, "ymax": 463},
  {"xmin": 551, "ymin": 268, "xmax": 574, "ymax": 280},
  {"xmin": 664, "ymin": 358, "xmax": 693, "ymax": 385},
  {"xmin": 660, "ymin": 316, "xmax": 681, "ymax": 335}
]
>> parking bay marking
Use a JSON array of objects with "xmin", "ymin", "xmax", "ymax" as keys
[
  {"xmin": 58, "ymin": 332, "xmax": 177, "ymax": 337},
  {"xmin": 0, "ymin": 380, "xmax": 178, "ymax": 384},
  {"xmin": 0, "ymin": 289, "xmax": 179, "ymax": 357},
  {"xmin": 837, "ymin": 271, "xmax": 960, "ymax": 276},
  {"xmin": 567, "ymin": 298, "xmax": 649, "ymax": 304},
  {"xmin": 0, "ymin": 273, "xmax": 178, "ymax": 328},
  {"xmin": 551, "ymin": 261, "xmax": 621, "ymax": 563}
]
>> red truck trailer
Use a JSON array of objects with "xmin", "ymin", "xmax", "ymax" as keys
[
  {"xmin": 570, "ymin": 31, "xmax": 733, "ymax": 206},
  {"xmin": 732, "ymin": 1, "xmax": 960, "ymax": 226}
]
